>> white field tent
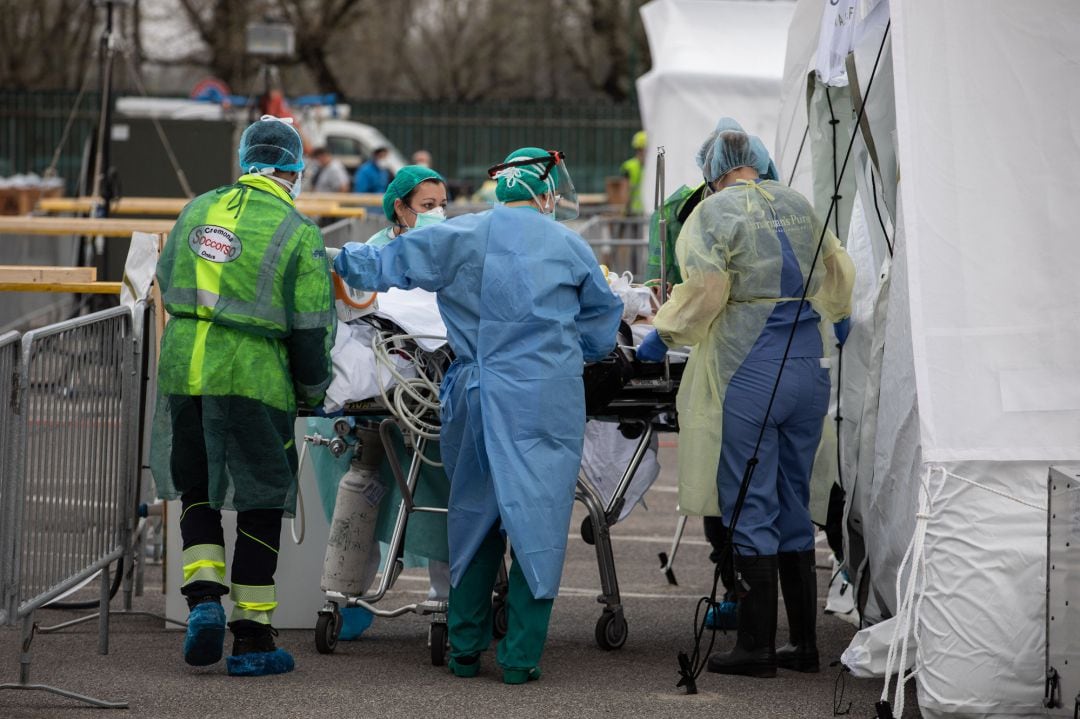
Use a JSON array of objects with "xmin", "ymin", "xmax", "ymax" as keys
[
  {"xmin": 776, "ymin": 1, "xmax": 1080, "ymax": 717},
  {"xmin": 636, "ymin": 0, "xmax": 795, "ymax": 214}
]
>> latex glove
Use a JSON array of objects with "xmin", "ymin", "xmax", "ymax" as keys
[
  {"xmin": 325, "ymin": 246, "xmax": 341, "ymax": 262},
  {"xmin": 636, "ymin": 329, "xmax": 669, "ymax": 362},
  {"xmin": 833, "ymin": 318, "xmax": 851, "ymax": 347}
]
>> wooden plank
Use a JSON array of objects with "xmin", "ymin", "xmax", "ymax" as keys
[
  {"xmin": 0, "ymin": 265, "xmax": 96, "ymax": 284},
  {"xmin": 0, "ymin": 216, "xmax": 174, "ymax": 237},
  {"xmin": 37, "ymin": 196, "xmax": 365, "ymax": 219},
  {"xmin": 0, "ymin": 281, "xmax": 121, "ymax": 294},
  {"xmin": 304, "ymin": 191, "xmax": 383, "ymax": 207}
]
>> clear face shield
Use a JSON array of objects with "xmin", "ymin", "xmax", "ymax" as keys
[{"xmin": 488, "ymin": 150, "xmax": 579, "ymax": 221}]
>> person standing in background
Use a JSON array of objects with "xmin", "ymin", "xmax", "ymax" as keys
[
  {"xmin": 411, "ymin": 149, "xmax": 433, "ymax": 168},
  {"xmin": 353, "ymin": 147, "xmax": 392, "ymax": 193},
  {"xmin": 310, "ymin": 146, "xmax": 351, "ymax": 193}
]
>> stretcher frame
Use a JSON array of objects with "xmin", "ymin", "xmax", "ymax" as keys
[
  {"xmin": 580, "ymin": 370, "xmax": 679, "ymax": 650},
  {"xmin": 303, "ymin": 408, "xmax": 459, "ymax": 666},
  {"xmin": 304, "ymin": 365, "xmax": 681, "ymax": 657}
]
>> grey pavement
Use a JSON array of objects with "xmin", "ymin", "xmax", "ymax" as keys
[{"xmin": 1, "ymin": 443, "xmax": 918, "ymax": 718}]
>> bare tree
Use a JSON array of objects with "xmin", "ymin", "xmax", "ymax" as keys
[
  {"xmin": 558, "ymin": 0, "xmax": 647, "ymax": 101},
  {"xmin": 156, "ymin": 0, "xmax": 267, "ymax": 90},
  {"xmin": 274, "ymin": 0, "xmax": 369, "ymax": 97},
  {"xmin": 387, "ymin": 0, "xmax": 522, "ymax": 102},
  {"xmin": 0, "ymin": 0, "xmax": 99, "ymax": 90}
]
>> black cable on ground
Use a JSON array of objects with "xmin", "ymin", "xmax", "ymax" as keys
[
  {"xmin": 46, "ymin": 557, "xmax": 125, "ymax": 610},
  {"xmin": 676, "ymin": 20, "xmax": 892, "ymax": 694}
]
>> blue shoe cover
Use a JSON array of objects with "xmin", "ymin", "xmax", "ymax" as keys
[
  {"xmin": 338, "ymin": 606, "xmax": 374, "ymax": 641},
  {"xmin": 184, "ymin": 602, "xmax": 226, "ymax": 666},
  {"xmin": 705, "ymin": 601, "xmax": 738, "ymax": 631},
  {"xmin": 226, "ymin": 648, "xmax": 295, "ymax": 676}
]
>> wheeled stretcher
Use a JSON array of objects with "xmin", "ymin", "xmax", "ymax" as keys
[{"xmin": 578, "ymin": 349, "xmax": 683, "ymax": 650}]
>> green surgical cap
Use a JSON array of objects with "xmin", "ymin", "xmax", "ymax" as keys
[
  {"xmin": 382, "ymin": 165, "xmax": 445, "ymax": 220},
  {"xmin": 495, "ymin": 147, "xmax": 556, "ymax": 203}
]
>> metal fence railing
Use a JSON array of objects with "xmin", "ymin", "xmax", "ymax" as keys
[
  {"xmin": 0, "ymin": 303, "xmax": 144, "ymax": 709},
  {"xmin": 0, "ymin": 331, "xmax": 20, "ymax": 627},
  {"xmin": 574, "ymin": 215, "xmax": 651, "ymax": 279},
  {"xmin": 351, "ymin": 100, "xmax": 641, "ymax": 195}
]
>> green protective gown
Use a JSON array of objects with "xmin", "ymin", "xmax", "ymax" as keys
[
  {"xmin": 307, "ymin": 417, "xmax": 450, "ymax": 565},
  {"xmin": 646, "ymin": 182, "xmax": 708, "ymax": 286},
  {"xmin": 150, "ymin": 174, "xmax": 335, "ymax": 514}
]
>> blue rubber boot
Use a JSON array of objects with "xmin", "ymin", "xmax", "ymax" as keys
[
  {"xmin": 226, "ymin": 624, "xmax": 295, "ymax": 677},
  {"xmin": 705, "ymin": 598, "xmax": 739, "ymax": 631},
  {"xmin": 183, "ymin": 599, "xmax": 226, "ymax": 666}
]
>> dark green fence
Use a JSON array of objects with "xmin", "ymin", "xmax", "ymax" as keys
[
  {"xmin": 350, "ymin": 101, "xmax": 642, "ymax": 195},
  {"xmin": 0, "ymin": 93, "xmax": 641, "ymax": 197},
  {"xmin": 0, "ymin": 91, "xmax": 102, "ymax": 195}
]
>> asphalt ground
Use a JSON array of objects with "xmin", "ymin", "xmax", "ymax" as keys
[{"xmin": 0, "ymin": 443, "xmax": 919, "ymax": 718}]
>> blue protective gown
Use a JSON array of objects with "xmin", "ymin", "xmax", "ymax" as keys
[{"xmin": 334, "ymin": 206, "xmax": 622, "ymax": 599}]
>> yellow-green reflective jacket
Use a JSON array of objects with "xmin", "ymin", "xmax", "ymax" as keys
[{"xmin": 156, "ymin": 174, "xmax": 335, "ymax": 413}]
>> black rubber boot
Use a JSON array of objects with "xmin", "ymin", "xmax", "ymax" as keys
[
  {"xmin": 706, "ymin": 554, "xmax": 778, "ymax": 678},
  {"xmin": 777, "ymin": 550, "xmax": 820, "ymax": 673}
]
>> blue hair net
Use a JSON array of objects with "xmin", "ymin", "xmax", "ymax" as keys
[
  {"xmin": 238, "ymin": 115, "xmax": 305, "ymax": 173},
  {"xmin": 695, "ymin": 117, "xmax": 778, "ymax": 183}
]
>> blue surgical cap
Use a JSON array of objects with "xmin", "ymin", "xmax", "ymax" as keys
[
  {"xmin": 238, "ymin": 115, "xmax": 305, "ymax": 173},
  {"xmin": 696, "ymin": 117, "xmax": 778, "ymax": 183}
]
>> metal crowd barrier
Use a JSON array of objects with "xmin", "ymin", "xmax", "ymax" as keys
[
  {"xmin": 0, "ymin": 302, "xmax": 149, "ymax": 709},
  {"xmin": 575, "ymin": 215, "xmax": 651, "ymax": 278}
]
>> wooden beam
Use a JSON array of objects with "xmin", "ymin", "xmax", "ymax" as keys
[
  {"xmin": 37, "ymin": 196, "xmax": 366, "ymax": 219},
  {"xmin": 0, "ymin": 216, "xmax": 174, "ymax": 237},
  {"xmin": 0, "ymin": 265, "xmax": 97, "ymax": 284},
  {"xmin": 0, "ymin": 281, "xmax": 121, "ymax": 294}
]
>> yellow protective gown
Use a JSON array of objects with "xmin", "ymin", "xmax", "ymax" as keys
[{"xmin": 654, "ymin": 180, "xmax": 854, "ymax": 516}]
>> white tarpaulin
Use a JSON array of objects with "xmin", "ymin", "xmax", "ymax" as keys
[
  {"xmin": 636, "ymin": 0, "xmax": 794, "ymax": 212},
  {"xmin": 776, "ymin": 0, "xmax": 1080, "ymax": 715},
  {"xmin": 883, "ymin": 3, "xmax": 1080, "ymax": 715}
]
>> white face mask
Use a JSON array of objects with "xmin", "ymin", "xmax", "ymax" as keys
[
  {"xmin": 406, "ymin": 205, "xmax": 446, "ymax": 230},
  {"xmin": 252, "ymin": 167, "xmax": 303, "ymax": 200}
]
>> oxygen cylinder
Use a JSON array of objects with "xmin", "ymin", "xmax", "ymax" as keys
[{"xmin": 320, "ymin": 426, "xmax": 386, "ymax": 596}]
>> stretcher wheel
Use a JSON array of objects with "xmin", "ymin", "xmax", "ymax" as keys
[
  {"xmin": 580, "ymin": 516, "xmax": 595, "ymax": 545},
  {"xmin": 430, "ymin": 622, "xmax": 449, "ymax": 666},
  {"xmin": 315, "ymin": 610, "xmax": 340, "ymax": 654},
  {"xmin": 492, "ymin": 601, "xmax": 508, "ymax": 640},
  {"xmin": 594, "ymin": 611, "xmax": 627, "ymax": 651}
]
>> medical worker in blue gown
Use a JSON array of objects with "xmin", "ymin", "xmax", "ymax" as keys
[
  {"xmin": 331, "ymin": 147, "xmax": 623, "ymax": 684},
  {"xmin": 637, "ymin": 126, "xmax": 854, "ymax": 678}
]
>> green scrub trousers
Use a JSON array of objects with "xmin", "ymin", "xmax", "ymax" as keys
[{"xmin": 448, "ymin": 522, "xmax": 554, "ymax": 679}]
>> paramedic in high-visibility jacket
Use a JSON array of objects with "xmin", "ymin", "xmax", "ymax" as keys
[{"xmin": 149, "ymin": 115, "xmax": 335, "ymax": 677}]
